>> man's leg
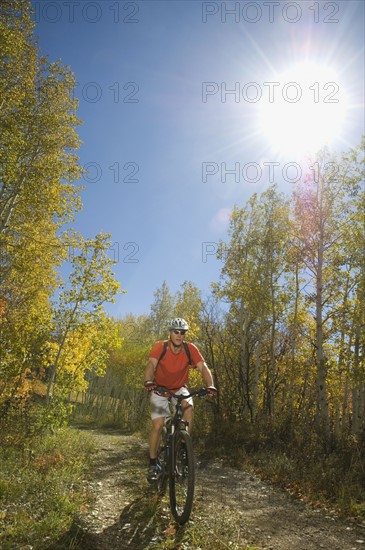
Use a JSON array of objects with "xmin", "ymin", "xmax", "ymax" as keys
[
  {"xmin": 147, "ymin": 391, "xmax": 170, "ymax": 482},
  {"xmin": 182, "ymin": 401, "xmax": 194, "ymax": 432},
  {"xmin": 149, "ymin": 416, "xmax": 164, "ymax": 459},
  {"xmin": 147, "ymin": 416, "xmax": 165, "ymax": 483}
]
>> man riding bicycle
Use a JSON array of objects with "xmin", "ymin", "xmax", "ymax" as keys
[{"xmin": 144, "ymin": 317, "xmax": 217, "ymax": 483}]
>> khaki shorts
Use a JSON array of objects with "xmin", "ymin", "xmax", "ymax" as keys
[{"xmin": 150, "ymin": 387, "xmax": 193, "ymax": 420}]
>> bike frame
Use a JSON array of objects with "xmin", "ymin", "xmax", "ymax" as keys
[
  {"xmin": 155, "ymin": 385, "xmax": 207, "ymax": 440},
  {"xmin": 166, "ymin": 393, "xmax": 189, "ymax": 473},
  {"xmin": 153, "ymin": 386, "xmax": 208, "ymax": 523}
]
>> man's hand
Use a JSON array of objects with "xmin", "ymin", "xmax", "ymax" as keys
[
  {"xmin": 206, "ymin": 385, "xmax": 217, "ymax": 396},
  {"xmin": 144, "ymin": 381, "xmax": 156, "ymax": 392}
]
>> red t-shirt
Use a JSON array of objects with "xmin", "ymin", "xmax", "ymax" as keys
[{"xmin": 149, "ymin": 340, "xmax": 205, "ymax": 389}]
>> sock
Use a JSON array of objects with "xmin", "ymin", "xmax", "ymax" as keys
[{"xmin": 149, "ymin": 458, "xmax": 157, "ymax": 466}]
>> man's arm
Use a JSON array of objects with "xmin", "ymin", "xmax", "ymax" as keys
[
  {"xmin": 196, "ymin": 361, "xmax": 214, "ymax": 387},
  {"xmin": 144, "ymin": 357, "xmax": 158, "ymax": 385}
]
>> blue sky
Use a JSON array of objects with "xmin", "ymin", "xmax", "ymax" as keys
[{"xmin": 30, "ymin": 0, "xmax": 365, "ymax": 318}]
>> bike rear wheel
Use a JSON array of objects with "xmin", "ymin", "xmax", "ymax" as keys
[
  {"xmin": 156, "ymin": 427, "xmax": 168, "ymax": 495},
  {"xmin": 169, "ymin": 429, "xmax": 195, "ymax": 524}
]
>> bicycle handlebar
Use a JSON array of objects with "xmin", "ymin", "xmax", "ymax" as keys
[{"xmin": 153, "ymin": 386, "xmax": 209, "ymax": 399}]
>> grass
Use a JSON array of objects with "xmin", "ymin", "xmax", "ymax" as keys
[
  {"xmin": 0, "ymin": 426, "xmax": 97, "ymax": 550},
  {"xmin": 3, "ymin": 403, "xmax": 364, "ymax": 548},
  {"xmin": 245, "ymin": 447, "xmax": 365, "ymax": 521},
  {"xmin": 198, "ymin": 421, "xmax": 365, "ymax": 524}
]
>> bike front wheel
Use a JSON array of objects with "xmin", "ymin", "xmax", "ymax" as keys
[{"xmin": 169, "ymin": 429, "xmax": 195, "ymax": 524}]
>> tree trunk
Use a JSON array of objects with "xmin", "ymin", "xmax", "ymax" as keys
[
  {"xmin": 239, "ymin": 302, "xmax": 251, "ymax": 420},
  {"xmin": 315, "ymin": 234, "xmax": 330, "ymax": 440},
  {"xmin": 252, "ymin": 339, "xmax": 261, "ymax": 421}
]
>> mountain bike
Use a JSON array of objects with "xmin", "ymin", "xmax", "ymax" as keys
[{"xmin": 153, "ymin": 386, "xmax": 209, "ymax": 525}]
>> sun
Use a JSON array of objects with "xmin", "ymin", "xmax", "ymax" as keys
[{"xmin": 257, "ymin": 62, "xmax": 348, "ymax": 157}]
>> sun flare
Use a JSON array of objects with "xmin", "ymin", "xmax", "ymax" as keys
[{"xmin": 258, "ymin": 62, "xmax": 348, "ymax": 157}]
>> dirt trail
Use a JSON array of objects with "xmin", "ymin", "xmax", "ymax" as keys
[{"xmin": 65, "ymin": 429, "xmax": 365, "ymax": 550}]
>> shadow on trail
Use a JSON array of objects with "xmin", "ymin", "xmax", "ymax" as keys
[
  {"xmin": 49, "ymin": 490, "xmax": 186, "ymax": 550},
  {"xmin": 47, "ymin": 427, "xmax": 191, "ymax": 549}
]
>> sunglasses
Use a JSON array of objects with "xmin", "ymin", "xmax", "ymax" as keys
[{"xmin": 172, "ymin": 330, "xmax": 187, "ymax": 335}]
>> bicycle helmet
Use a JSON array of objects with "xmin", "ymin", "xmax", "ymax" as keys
[{"xmin": 168, "ymin": 318, "xmax": 189, "ymax": 331}]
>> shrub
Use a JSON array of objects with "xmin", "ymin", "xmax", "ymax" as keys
[{"xmin": 0, "ymin": 427, "xmax": 96, "ymax": 549}]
